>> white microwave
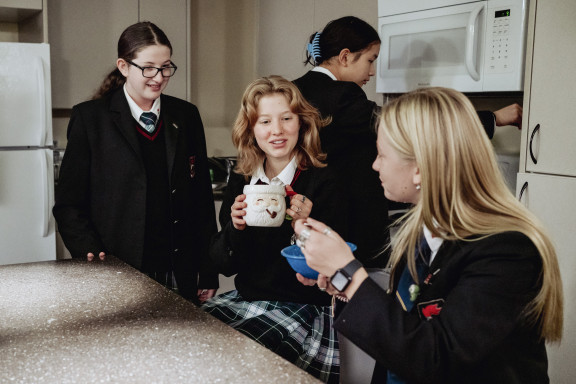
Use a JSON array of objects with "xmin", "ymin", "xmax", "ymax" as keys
[{"xmin": 376, "ymin": 0, "xmax": 529, "ymax": 93}]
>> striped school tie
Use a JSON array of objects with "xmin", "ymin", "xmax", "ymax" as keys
[
  {"xmin": 395, "ymin": 236, "xmax": 432, "ymax": 312},
  {"xmin": 140, "ymin": 112, "xmax": 157, "ymax": 133}
]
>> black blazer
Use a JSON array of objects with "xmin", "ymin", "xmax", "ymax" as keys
[
  {"xmin": 293, "ymin": 71, "xmax": 497, "ymax": 265},
  {"xmin": 334, "ymin": 231, "xmax": 548, "ymax": 384},
  {"xmin": 53, "ymin": 88, "xmax": 218, "ymax": 298},
  {"xmin": 210, "ymin": 166, "xmax": 347, "ymax": 305},
  {"xmin": 294, "ymin": 71, "xmax": 390, "ymax": 266}
]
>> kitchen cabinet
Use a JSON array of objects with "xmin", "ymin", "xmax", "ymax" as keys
[
  {"xmin": 0, "ymin": 0, "xmax": 47, "ymax": 43},
  {"xmin": 522, "ymin": 1, "xmax": 576, "ymax": 177},
  {"xmin": 48, "ymin": 0, "xmax": 189, "ymax": 108},
  {"xmin": 516, "ymin": 173, "xmax": 576, "ymax": 383},
  {"xmin": 518, "ymin": 1, "xmax": 576, "ymax": 382}
]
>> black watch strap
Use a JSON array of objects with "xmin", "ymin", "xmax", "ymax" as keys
[
  {"xmin": 340, "ymin": 259, "xmax": 363, "ymax": 277},
  {"xmin": 331, "ymin": 259, "xmax": 363, "ymax": 292}
]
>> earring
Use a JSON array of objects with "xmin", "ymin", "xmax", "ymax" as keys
[{"xmin": 416, "ymin": 184, "xmax": 421, "ymax": 190}]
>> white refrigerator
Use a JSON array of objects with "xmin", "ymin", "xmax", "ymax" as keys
[{"xmin": 0, "ymin": 42, "xmax": 56, "ymax": 265}]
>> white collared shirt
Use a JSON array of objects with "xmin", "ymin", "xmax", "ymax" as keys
[
  {"xmin": 123, "ymin": 84, "xmax": 161, "ymax": 129},
  {"xmin": 249, "ymin": 157, "xmax": 298, "ymax": 186},
  {"xmin": 312, "ymin": 66, "xmax": 337, "ymax": 81},
  {"xmin": 423, "ymin": 225, "xmax": 444, "ymax": 265}
]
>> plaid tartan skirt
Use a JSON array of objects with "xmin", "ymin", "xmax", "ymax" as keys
[{"xmin": 201, "ymin": 290, "xmax": 340, "ymax": 383}]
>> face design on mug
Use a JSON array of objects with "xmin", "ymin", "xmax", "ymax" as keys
[{"xmin": 247, "ymin": 193, "xmax": 283, "ymax": 226}]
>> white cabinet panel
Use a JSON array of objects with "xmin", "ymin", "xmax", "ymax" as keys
[
  {"xmin": 0, "ymin": 149, "xmax": 56, "ymax": 264},
  {"xmin": 523, "ymin": 1, "xmax": 576, "ymax": 177},
  {"xmin": 48, "ymin": 0, "xmax": 139, "ymax": 108},
  {"xmin": 516, "ymin": 172, "xmax": 576, "ymax": 383},
  {"xmin": 48, "ymin": 0, "xmax": 190, "ymax": 108}
]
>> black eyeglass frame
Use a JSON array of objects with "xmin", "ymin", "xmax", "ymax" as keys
[{"xmin": 125, "ymin": 60, "xmax": 178, "ymax": 78}]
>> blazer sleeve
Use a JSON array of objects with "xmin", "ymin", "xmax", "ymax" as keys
[
  {"xmin": 208, "ymin": 172, "xmax": 247, "ymax": 277},
  {"xmin": 53, "ymin": 106, "xmax": 106, "ymax": 257},
  {"xmin": 320, "ymin": 83, "xmax": 379, "ymax": 157},
  {"xmin": 477, "ymin": 110, "xmax": 496, "ymax": 139},
  {"xmin": 333, "ymin": 232, "xmax": 542, "ymax": 383},
  {"xmin": 186, "ymin": 104, "xmax": 220, "ymax": 289}
]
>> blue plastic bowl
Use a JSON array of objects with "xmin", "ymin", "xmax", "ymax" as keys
[{"xmin": 281, "ymin": 242, "xmax": 357, "ymax": 279}]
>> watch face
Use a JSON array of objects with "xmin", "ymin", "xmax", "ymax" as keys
[{"xmin": 332, "ymin": 271, "xmax": 351, "ymax": 292}]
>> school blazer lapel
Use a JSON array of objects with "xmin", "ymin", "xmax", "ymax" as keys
[
  {"xmin": 161, "ymin": 95, "xmax": 181, "ymax": 186},
  {"xmin": 109, "ymin": 90, "xmax": 144, "ymax": 163}
]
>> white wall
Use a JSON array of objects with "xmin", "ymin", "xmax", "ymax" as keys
[
  {"xmin": 0, "ymin": 21, "xmax": 18, "ymax": 41},
  {"xmin": 197, "ymin": 0, "xmax": 381, "ymax": 157},
  {"xmin": 256, "ymin": 0, "xmax": 380, "ymax": 104},
  {"xmin": 47, "ymin": 1, "xmax": 522, "ymax": 158},
  {"xmin": 190, "ymin": 0, "xmax": 258, "ymax": 157}
]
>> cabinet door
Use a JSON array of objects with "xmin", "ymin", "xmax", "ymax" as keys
[
  {"xmin": 140, "ymin": 0, "xmax": 188, "ymax": 101},
  {"xmin": 523, "ymin": 1, "xmax": 576, "ymax": 177},
  {"xmin": 0, "ymin": 149, "xmax": 56, "ymax": 265},
  {"xmin": 516, "ymin": 172, "xmax": 576, "ymax": 383},
  {"xmin": 48, "ymin": 0, "xmax": 138, "ymax": 108}
]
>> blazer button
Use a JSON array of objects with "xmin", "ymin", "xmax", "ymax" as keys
[
  {"xmin": 174, "ymin": 248, "xmax": 179, "ymax": 253},
  {"xmin": 171, "ymin": 189, "xmax": 177, "ymax": 194},
  {"xmin": 173, "ymin": 220, "xmax": 179, "ymax": 224}
]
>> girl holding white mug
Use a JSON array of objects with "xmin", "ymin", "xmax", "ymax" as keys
[{"xmin": 202, "ymin": 76, "xmax": 347, "ymax": 383}]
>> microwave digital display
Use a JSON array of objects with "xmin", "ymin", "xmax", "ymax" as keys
[{"xmin": 495, "ymin": 9, "xmax": 511, "ymax": 18}]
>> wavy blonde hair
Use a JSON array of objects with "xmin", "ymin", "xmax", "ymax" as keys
[
  {"xmin": 231, "ymin": 76, "xmax": 329, "ymax": 177},
  {"xmin": 382, "ymin": 87, "xmax": 563, "ymax": 342}
]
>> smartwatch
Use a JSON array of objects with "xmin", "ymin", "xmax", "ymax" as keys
[{"xmin": 330, "ymin": 259, "xmax": 363, "ymax": 292}]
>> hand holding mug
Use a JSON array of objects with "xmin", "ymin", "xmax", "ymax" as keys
[{"xmin": 231, "ymin": 194, "xmax": 247, "ymax": 230}]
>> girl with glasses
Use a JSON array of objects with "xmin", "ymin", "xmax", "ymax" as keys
[{"xmin": 54, "ymin": 21, "xmax": 218, "ymax": 304}]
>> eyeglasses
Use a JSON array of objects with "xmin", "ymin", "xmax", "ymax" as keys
[{"xmin": 126, "ymin": 60, "xmax": 178, "ymax": 78}]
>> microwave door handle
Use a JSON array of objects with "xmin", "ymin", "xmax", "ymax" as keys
[{"xmin": 465, "ymin": 4, "xmax": 483, "ymax": 81}]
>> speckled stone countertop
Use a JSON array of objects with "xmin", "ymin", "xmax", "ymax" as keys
[{"xmin": 0, "ymin": 257, "xmax": 320, "ymax": 384}]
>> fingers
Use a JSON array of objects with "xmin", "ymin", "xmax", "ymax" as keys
[
  {"xmin": 296, "ymin": 273, "xmax": 317, "ymax": 286},
  {"xmin": 231, "ymin": 194, "xmax": 247, "ymax": 230},
  {"xmin": 287, "ymin": 194, "xmax": 311, "ymax": 219},
  {"xmin": 197, "ymin": 288, "xmax": 217, "ymax": 303},
  {"xmin": 231, "ymin": 217, "xmax": 246, "ymax": 230},
  {"xmin": 87, "ymin": 252, "xmax": 106, "ymax": 262},
  {"xmin": 494, "ymin": 103, "xmax": 523, "ymax": 128},
  {"xmin": 300, "ymin": 217, "xmax": 324, "ymax": 233},
  {"xmin": 317, "ymin": 275, "xmax": 338, "ymax": 295},
  {"xmin": 231, "ymin": 194, "xmax": 247, "ymax": 214}
]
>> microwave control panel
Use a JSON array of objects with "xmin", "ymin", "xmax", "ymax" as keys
[
  {"xmin": 482, "ymin": 0, "xmax": 529, "ymax": 91},
  {"xmin": 487, "ymin": 9, "xmax": 513, "ymax": 73}
]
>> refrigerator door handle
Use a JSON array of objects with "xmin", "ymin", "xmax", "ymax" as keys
[
  {"xmin": 40, "ymin": 149, "xmax": 50, "ymax": 237},
  {"xmin": 34, "ymin": 56, "xmax": 48, "ymax": 146}
]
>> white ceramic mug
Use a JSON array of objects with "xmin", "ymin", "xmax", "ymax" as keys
[{"xmin": 243, "ymin": 184, "xmax": 286, "ymax": 227}]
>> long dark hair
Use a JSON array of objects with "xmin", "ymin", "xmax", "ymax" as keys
[
  {"xmin": 304, "ymin": 16, "xmax": 380, "ymax": 66},
  {"xmin": 92, "ymin": 21, "xmax": 172, "ymax": 99}
]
